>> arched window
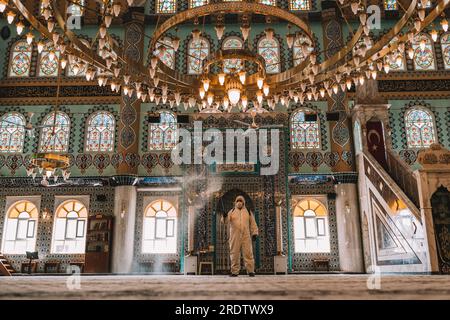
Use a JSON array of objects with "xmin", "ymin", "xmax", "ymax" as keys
[
  {"xmin": 0, "ymin": 113, "xmax": 25, "ymax": 153},
  {"xmin": 259, "ymin": 0, "xmax": 276, "ymax": 5},
  {"xmin": 39, "ymin": 112, "xmax": 70, "ymax": 153},
  {"xmin": 68, "ymin": 0, "xmax": 85, "ymax": 17},
  {"xmin": 412, "ymin": 33, "xmax": 436, "ymax": 71},
  {"xmin": 222, "ymin": 36, "xmax": 244, "ymax": 73},
  {"xmin": 8, "ymin": 40, "xmax": 32, "ymax": 77},
  {"xmin": 293, "ymin": 199, "xmax": 330, "ymax": 253},
  {"xmin": 405, "ymin": 107, "xmax": 437, "ymax": 148},
  {"xmin": 51, "ymin": 200, "xmax": 88, "ymax": 254},
  {"xmin": 143, "ymin": 200, "xmax": 177, "ymax": 254},
  {"xmin": 187, "ymin": 37, "xmax": 209, "ymax": 75},
  {"xmin": 258, "ymin": 37, "xmax": 281, "ymax": 74},
  {"xmin": 156, "ymin": 0, "xmax": 177, "ymax": 13},
  {"xmin": 384, "ymin": 0, "xmax": 397, "ymax": 10},
  {"xmin": 38, "ymin": 41, "xmax": 60, "ymax": 77},
  {"xmin": 289, "ymin": 0, "xmax": 311, "ymax": 10},
  {"xmin": 387, "ymin": 37, "xmax": 405, "ymax": 71},
  {"xmin": 149, "ymin": 111, "xmax": 177, "ymax": 151},
  {"xmin": 155, "ymin": 37, "xmax": 175, "ymax": 69},
  {"xmin": 293, "ymin": 35, "xmax": 313, "ymax": 66},
  {"xmin": 440, "ymin": 32, "xmax": 450, "ymax": 69},
  {"xmin": 190, "ymin": 0, "xmax": 209, "ymax": 8},
  {"xmin": 290, "ymin": 109, "xmax": 321, "ymax": 149},
  {"xmin": 2, "ymin": 201, "xmax": 38, "ymax": 254},
  {"xmin": 85, "ymin": 111, "xmax": 115, "ymax": 152}
]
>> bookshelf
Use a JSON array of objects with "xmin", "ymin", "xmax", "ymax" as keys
[{"xmin": 85, "ymin": 215, "xmax": 113, "ymax": 273}]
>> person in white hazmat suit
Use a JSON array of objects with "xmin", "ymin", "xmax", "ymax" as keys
[{"xmin": 221, "ymin": 195, "xmax": 259, "ymax": 277}]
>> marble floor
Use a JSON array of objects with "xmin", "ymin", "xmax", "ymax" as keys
[{"xmin": 1, "ymin": 274, "xmax": 450, "ymax": 300}]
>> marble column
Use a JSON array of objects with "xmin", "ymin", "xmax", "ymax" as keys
[
  {"xmin": 112, "ymin": 185, "xmax": 137, "ymax": 273},
  {"xmin": 335, "ymin": 183, "xmax": 364, "ymax": 272}
]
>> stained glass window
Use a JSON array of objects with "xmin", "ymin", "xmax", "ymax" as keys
[
  {"xmin": 259, "ymin": 0, "xmax": 276, "ymax": 5},
  {"xmin": 155, "ymin": 37, "xmax": 175, "ymax": 69},
  {"xmin": 405, "ymin": 108, "xmax": 437, "ymax": 148},
  {"xmin": 187, "ymin": 37, "xmax": 209, "ymax": 75},
  {"xmin": 440, "ymin": 33, "xmax": 450, "ymax": 69},
  {"xmin": 142, "ymin": 199, "xmax": 177, "ymax": 254},
  {"xmin": 289, "ymin": 0, "xmax": 311, "ymax": 10},
  {"xmin": 39, "ymin": 112, "xmax": 70, "ymax": 153},
  {"xmin": 149, "ymin": 111, "xmax": 177, "ymax": 151},
  {"xmin": 51, "ymin": 200, "xmax": 88, "ymax": 254},
  {"xmin": 0, "ymin": 113, "xmax": 25, "ymax": 153},
  {"xmin": 222, "ymin": 36, "xmax": 244, "ymax": 73},
  {"xmin": 190, "ymin": 0, "xmax": 209, "ymax": 8},
  {"xmin": 38, "ymin": 41, "xmax": 60, "ymax": 77},
  {"xmin": 9, "ymin": 40, "xmax": 32, "ymax": 78},
  {"xmin": 2, "ymin": 200, "xmax": 39, "ymax": 254},
  {"xmin": 384, "ymin": 0, "xmax": 397, "ymax": 10},
  {"xmin": 412, "ymin": 33, "xmax": 436, "ymax": 71},
  {"xmin": 293, "ymin": 199, "xmax": 330, "ymax": 253},
  {"xmin": 293, "ymin": 35, "xmax": 313, "ymax": 66},
  {"xmin": 68, "ymin": 0, "xmax": 85, "ymax": 16},
  {"xmin": 85, "ymin": 111, "xmax": 115, "ymax": 152},
  {"xmin": 258, "ymin": 37, "xmax": 281, "ymax": 74},
  {"xmin": 156, "ymin": 0, "xmax": 177, "ymax": 13},
  {"xmin": 290, "ymin": 109, "xmax": 320, "ymax": 149}
]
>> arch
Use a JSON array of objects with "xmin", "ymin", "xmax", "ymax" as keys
[
  {"xmin": 440, "ymin": 32, "xmax": 450, "ymax": 70},
  {"xmin": 187, "ymin": 37, "xmax": 210, "ymax": 75},
  {"xmin": 37, "ymin": 41, "xmax": 60, "ymax": 77},
  {"xmin": 85, "ymin": 111, "xmax": 115, "ymax": 152},
  {"xmin": 155, "ymin": 36, "xmax": 175, "ymax": 69},
  {"xmin": 1, "ymin": 200, "xmax": 38, "ymax": 254},
  {"xmin": 293, "ymin": 34, "xmax": 313, "ymax": 66},
  {"xmin": 290, "ymin": 108, "xmax": 321, "ymax": 149},
  {"xmin": 8, "ymin": 40, "xmax": 32, "ymax": 78},
  {"xmin": 215, "ymin": 189, "xmax": 255, "ymax": 216},
  {"xmin": 51, "ymin": 199, "xmax": 88, "ymax": 254},
  {"xmin": 39, "ymin": 111, "xmax": 71, "ymax": 153},
  {"xmin": 431, "ymin": 186, "xmax": 450, "ymax": 274},
  {"xmin": 405, "ymin": 107, "xmax": 437, "ymax": 149},
  {"xmin": 148, "ymin": 111, "xmax": 177, "ymax": 151},
  {"xmin": 156, "ymin": 0, "xmax": 177, "ymax": 14},
  {"xmin": 0, "ymin": 112, "xmax": 26, "ymax": 153},
  {"xmin": 142, "ymin": 199, "xmax": 178, "ymax": 254},
  {"xmin": 222, "ymin": 36, "xmax": 244, "ymax": 74},
  {"xmin": 289, "ymin": 0, "xmax": 311, "ymax": 10},
  {"xmin": 258, "ymin": 36, "xmax": 281, "ymax": 74},
  {"xmin": 293, "ymin": 198, "xmax": 330, "ymax": 253},
  {"xmin": 412, "ymin": 33, "xmax": 436, "ymax": 71}
]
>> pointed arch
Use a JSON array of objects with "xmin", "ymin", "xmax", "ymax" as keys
[
  {"xmin": 290, "ymin": 108, "xmax": 321, "ymax": 149},
  {"xmin": 8, "ymin": 40, "xmax": 32, "ymax": 78},
  {"xmin": 405, "ymin": 107, "xmax": 437, "ymax": 148},
  {"xmin": 187, "ymin": 37, "xmax": 210, "ymax": 75},
  {"xmin": 149, "ymin": 111, "xmax": 177, "ymax": 151},
  {"xmin": 85, "ymin": 111, "xmax": 115, "ymax": 152},
  {"xmin": 412, "ymin": 33, "xmax": 436, "ymax": 71},
  {"xmin": 258, "ymin": 36, "xmax": 281, "ymax": 74}
]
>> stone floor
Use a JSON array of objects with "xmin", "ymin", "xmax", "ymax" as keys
[{"xmin": 1, "ymin": 274, "xmax": 450, "ymax": 300}]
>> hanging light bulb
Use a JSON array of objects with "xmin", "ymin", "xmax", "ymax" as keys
[
  {"xmin": 309, "ymin": 53, "xmax": 317, "ymax": 65},
  {"xmin": 340, "ymin": 82, "xmax": 346, "ymax": 92},
  {"xmin": 123, "ymin": 86, "xmax": 129, "ymax": 96},
  {"xmin": 99, "ymin": 24, "xmax": 107, "ymax": 38},
  {"xmin": 319, "ymin": 87, "xmax": 325, "ymax": 98},
  {"xmin": 418, "ymin": 9, "xmax": 426, "ymax": 22},
  {"xmin": 199, "ymin": 87, "xmax": 205, "ymax": 99},
  {"xmin": 52, "ymin": 32, "xmax": 59, "ymax": 44},
  {"xmin": 420, "ymin": 0, "xmax": 429, "ymax": 7},
  {"xmin": 47, "ymin": 18, "xmax": 55, "ymax": 33},
  {"xmin": 0, "ymin": 0, "xmax": 7, "ymax": 13},
  {"xmin": 105, "ymin": 14, "xmax": 113, "ymax": 28},
  {"xmin": 286, "ymin": 33, "xmax": 295, "ymax": 49},
  {"xmin": 441, "ymin": 18, "xmax": 449, "ymax": 32},
  {"xmin": 408, "ymin": 47, "xmax": 415, "ymax": 59},
  {"xmin": 263, "ymin": 84, "xmax": 270, "ymax": 96},
  {"xmin": 256, "ymin": 91, "xmax": 263, "ymax": 105},
  {"xmin": 383, "ymin": 63, "xmax": 390, "ymax": 74},
  {"xmin": 172, "ymin": 37, "xmax": 180, "ymax": 52},
  {"xmin": 257, "ymin": 77, "xmax": 264, "ymax": 90},
  {"xmin": 153, "ymin": 77, "xmax": 160, "ymax": 87},
  {"xmin": 241, "ymin": 95, "xmax": 248, "ymax": 109},
  {"xmin": 16, "ymin": 21, "xmax": 24, "ymax": 35},
  {"xmin": 420, "ymin": 39, "xmax": 426, "ymax": 51},
  {"xmin": 351, "ymin": 0, "xmax": 359, "ymax": 15},
  {"xmin": 192, "ymin": 29, "xmax": 201, "ymax": 42},
  {"xmin": 430, "ymin": 29, "xmax": 438, "ymax": 42},
  {"xmin": 346, "ymin": 78, "xmax": 352, "ymax": 90},
  {"xmin": 113, "ymin": 3, "xmax": 121, "ymax": 17},
  {"xmin": 359, "ymin": 12, "xmax": 367, "ymax": 25},
  {"xmin": 332, "ymin": 84, "xmax": 339, "ymax": 94},
  {"xmin": 43, "ymin": 8, "xmax": 51, "ymax": 21},
  {"xmin": 238, "ymin": 71, "xmax": 246, "ymax": 85},
  {"xmin": 414, "ymin": 18, "xmax": 421, "ymax": 31},
  {"xmin": 48, "ymin": 50, "xmax": 56, "ymax": 61},
  {"xmin": 223, "ymin": 96, "xmax": 230, "ymax": 110},
  {"xmin": 395, "ymin": 55, "xmax": 403, "ymax": 66},
  {"xmin": 6, "ymin": 11, "xmax": 15, "ymax": 24},
  {"xmin": 218, "ymin": 73, "xmax": 226, "ymax": 86},
  {"xmin": 371, "ymin": 70, "xmax": 377, "ymax": 80},
  {"xmin": 202, "ymin": 79, "xmax": 210, "ymax": 92},
  {"xmin": 265, "ymin": 28, "xmax": 274, "ymax": 41},
  {"xmin": 26, "ymin": 32, "xmax": 34, "ymax": 45},
  {"xmin": 60, "ymin": 57, "xmax": 67, "ymax": 69},
  {"xmin": 214, "ymin": 25, "xmax": 225, "ymax": 40},
  {"xmin": 207, "ymin": 93, "xmax": 214, "ymax": 106},
  {"xmin": 240, "ymin": 25, "xmax": 251, "ymax": 41}
]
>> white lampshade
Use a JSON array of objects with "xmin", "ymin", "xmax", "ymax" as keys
[{"xmin": 228, "ymin": 88, "xmax": 241, "ymax": 106}]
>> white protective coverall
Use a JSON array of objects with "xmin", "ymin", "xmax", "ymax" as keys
[{"xmin": 222, "ymin": 196, "xmax": 259, "ymax": 275}]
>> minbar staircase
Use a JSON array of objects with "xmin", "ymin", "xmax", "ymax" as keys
[{"xmin": 0, "ymin": 253, "xmax": 15, "ymax": 276}]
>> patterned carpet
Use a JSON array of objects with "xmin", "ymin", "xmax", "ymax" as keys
[{"xmin": 1, "ymin": 274, "xmax": 450, "ymax": 300}]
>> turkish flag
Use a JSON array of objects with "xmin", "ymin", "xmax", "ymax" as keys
[{"xmin": 366, "ymin": 121, "xmax": 388, "ymax": 170}]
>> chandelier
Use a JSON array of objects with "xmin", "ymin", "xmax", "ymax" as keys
[
  {"xmin": 2, "ymin": 0, "xmax": 449, "ymax": 114},
  {"xmin": 27, "ymin": 153, "xmax": 71, "ymax": 186}
]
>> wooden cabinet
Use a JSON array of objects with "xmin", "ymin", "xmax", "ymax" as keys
[{"xmin": 84, "ymin": 215, "xmax": 113, "ymax": 273}]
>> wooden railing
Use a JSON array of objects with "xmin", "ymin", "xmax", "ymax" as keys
[{"xmin": 386, "ymin": 149, "xmax": 420, "ymax": 209}]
